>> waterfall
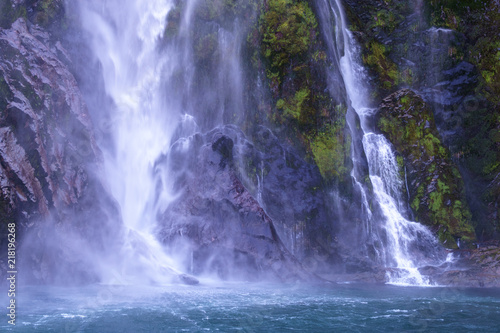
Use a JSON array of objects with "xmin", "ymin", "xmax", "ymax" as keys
[
  {"xmin": 76, "ymin": 0, "xmax": 252, "ymax": 283},
  {"xmin": 73, "ymin": 0, "xmax": 447, "ymax": 285},
  {"xmin": 324, "ymin": 0, "xmax": 445, "ymax": 285},
  {"xmin": 79, "ymin": 0, "xmax": 185, "ymax": 284}
]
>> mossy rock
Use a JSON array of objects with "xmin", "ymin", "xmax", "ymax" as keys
[
  {"xmin": 377, "ymin": 89, "xmax": 476, "ymax": 248},
  {"xmin": 0, "ymin": 0, "xmax": 27, "ymax": 29},
  {"xmin": 259, "ymin": 0, "xmax": 317, "ymax": 73}
]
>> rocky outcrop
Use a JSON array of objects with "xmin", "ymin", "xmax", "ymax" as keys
[
  {"xmin": 156, "ymin": 125, "xmax": 334, "ymax": 281},
  {"xmin": 344, "ymin": 0, "xmax": 500, "ymax": 244},
  {"xmin": 421, "ymin": 242, "xmax": 500, "ymax": 288},
  {"xmin": 0, "ymin": 18, "xmax": 118, "ymax": 283},
  {"xmin": 377, "ymin": 89, "xmax": 476, "ymax": 247},
  {"xmin": 240, "ymin": 126, "xmax": 337, "ymax": 262}
]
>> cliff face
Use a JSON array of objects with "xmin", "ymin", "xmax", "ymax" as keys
[
  {"xmin": 343, "ymin": 0, "xmax": 500, "ymax": 245},
  {"xmin": 377, "ymin": 89, "xmax": 475, "ymax": 247},
  {"xmin": 0, "ymin": 13, "xmax": 118, "ymax": 283},
  {"xmin": 157, "ymin": 125, "xmax": 334, "ymax": 281},
  {"xmin": 0, "ymin": 0, "xmax": 499, "ymax": 285}
]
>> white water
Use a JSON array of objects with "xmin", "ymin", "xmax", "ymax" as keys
[
  {"xmin": 330, "ymin": 0, "xmax": 443, "ymax": 285},
  {"xmin": 74, "ymin": 0, "xmax": 446, "ymax": 286},
  {"xmin": 77, "ymin": 0, "xmax": 252, "ymax": 284},
  {"xmin": 79, "ymin": 0, "xmax": 184, "ymax": 284}
]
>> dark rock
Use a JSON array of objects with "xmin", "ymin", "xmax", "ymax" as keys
[
  {"xmin": 244, "ymin": 126, "xmax": 337, "ymax": 264},
  {"xmin": 178, "ymin": 273, "xmax": 200, "ymax": 285},
  {"xmin": 156, "ymin": 125, "xmax": 329, "ymax": 282},
  {"xmin": 0, "ymin": 18, "xmax": 119, "ymax": 283},
  {"xmin": 377, "ymin": 89, "xmax": 476, "ymax": 247},
  {"xmin": 428, "ymin": 243, "xmax": 500, "ymax": 287}
]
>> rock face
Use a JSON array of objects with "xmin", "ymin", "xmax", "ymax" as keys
[
  {"xmin": 239, "ymin": 126, "xmax": 337, "ymax": 263},
  {"xmin": 377, "ymin": 89, "xmax": 476, "ymax": 247},
  {"xmin": 0, "ymin": 18, "xmax": 118, "ymax": 283},
  {"xmin": 421, "ymin": 242, "xmax": 500, "ymax": 288},
  {"xmin": 156, "ymin": 125, "xmax": 334, "ymax": 281}
]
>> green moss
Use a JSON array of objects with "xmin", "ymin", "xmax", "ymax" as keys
[
  {"xmin": 372, "ymin": 9, "xmax": 401, "ymax": 33},
  {"xmin": 363, "ymin": 41, "xmax": 399, "ymax": 90},
  {"xmin": 400, "ymin": 95, "xmax": 410, "ymax": 107},
  {"xmin": 378, "ymin": 89, "xmax": 476, "ymax": 246},
  {"xmin": 33, "ymin": 0, "xmax": 61, "ymax": 27},
  {"xmin": 276, "ymin": 87, "xmax": 310, "ymax": 121},
  {"xmin": 411, "ymin": 184, "xmax": 424, "ymax": 212},
  {"xmin": 305, "ymin": 103, "xmax": 350, "ymax": 181},
  {"xmin": 0, "ymin": 0, "xmax": 26, "ymax": 28},
  {"xmin": 309, "ymin": 124, "xmax": 349, "ymax": 180},
  {"xmin": 260, "ymin": 0, "xmax": 317, "ymax": 74}
]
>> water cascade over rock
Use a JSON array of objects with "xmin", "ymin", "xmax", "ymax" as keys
[
  {"xmin": 319, "ymin": 0, "xmax": 448, "ymax": 285},
  {"xmin": 0, "ymin": 0, "xmax": 499, "ymax": 288}
]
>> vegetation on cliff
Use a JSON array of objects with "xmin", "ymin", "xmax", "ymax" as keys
[
  {"xmin": 1, "ymin": 0, "xmax": 499, "ymax": 273},
  {"xmin": 257, "ymin": 0, "xmax": 350, "ymax": 183},
  {"xmin": 427, "ymin": 0, "xmax": 500, "ymax": 239},
  {"xmin": 378, "ymin": 90, "xmax": 476, "ymax": 247},
  {"xmin": 0, "ymin": 0, "xmax": 64, "ymax": 29},
  {"xmin": 344, "ymin": 0, "xmax": 499, "ymax": 243}
]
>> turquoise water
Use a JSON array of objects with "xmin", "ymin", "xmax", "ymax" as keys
[{"xmin": 2, "ymin": 282, "xmax": 500, "ymax": 332}]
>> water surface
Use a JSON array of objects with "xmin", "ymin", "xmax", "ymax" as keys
[{"xmin": 2, "ymin": 283, "xmax": 500, "ymax": 332}]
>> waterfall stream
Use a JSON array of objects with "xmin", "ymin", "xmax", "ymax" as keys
[
  {"xmin": 77, "ymin": 0, "xmax": 251, "ymax": 284},
  {"xmin": 79, "ymin": 0, "xmax": 183, "ymax": 284},
  {"xmin": 327, "ymin": 0, "xmax": 445, "ymax": 285},
  {"xmin": 75, "ymin": 0, "xmax": 447, "ymax": 285}
]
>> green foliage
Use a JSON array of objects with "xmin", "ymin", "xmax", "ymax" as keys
[
  {"xmin": 34, "ymin": 0, "xmax": 61, "ymax": 27},
  {"xmin": 400, "ymin": 95, "xmax": 409, "ymax": 107},
  {"xmin": 276, "ymin": 87, "xmax": 310, "ymax": 121},
  {"xmin": 378, "ymin": 90, "xmax": 476, "ymax": 246},
  {"xmin": 363, "ymin": 41, "xmax": 399, "ymax": 90},
  {"xmin": 309, "ymin": 123, "xmax": 349, "ymax": 181},
  {"xmin": 372, "ymin": 9, "xmax": 401, "ymax": 33},
  {"xmin": 260, "ymin": 0, "xmax": 317, "ymax": 73},
  {"xmin": 396, "ymin": 155, "xmax": 404, "ymax": 168},
  {"xmin": 0, "ymin": 0, "xmax": 26, "ymax": 28},
  {"xmin": 411, "ymin": 184, "xmax": 425, "ymax": 212},
  {"xmin": 427, "ymin": 0, "xmax": 500, "ymax": 196}
]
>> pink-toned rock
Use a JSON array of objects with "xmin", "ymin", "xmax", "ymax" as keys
[{"xmin": 0, "ymin": 18, "xmax": 102, "ymax": 222}]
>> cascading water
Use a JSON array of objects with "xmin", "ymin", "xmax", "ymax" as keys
[
  {"xmin": 325, "ymin": 0, "xmax": 446, "ymax": 285},
  {"xmin": 75, "ymin": 0, "xmax": 446, "ymax": 286},
  {"xmin": 79, "ymin": 0, "xmax": 185, "ymax": 284},
  {"xmin": 77, "ymin": 0, "xmax": 253, "ymax": 283}
]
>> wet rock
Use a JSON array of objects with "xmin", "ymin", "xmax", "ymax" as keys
[
  {"xmin": 429, "ymin": 243, "xmax": 500, "ymax": 287},
  {"xmin": 156, "ymin": 125, "xmax": 329, "ymax": 282},
  {"xmin": 178, "ymin": 274, "xmax": 200, "ymax": 285},
  {"xmin": 377, "ymin": 89, "xmax": 476, "ymax": 247},
  {"xmin": 0, "ymin": 18, "xmax": 118, "ymax": 283},
  {"xmin": 241, "ymin": 126, "xmax": 337, "ymax": 263}
]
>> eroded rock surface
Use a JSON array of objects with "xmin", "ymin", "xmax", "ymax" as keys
[
  {"xmin": 0, "ymin": 18, "xmax": 118, "ymax": 283},
  {"xmin": 157, "ymin": 125, "xmax": 331, "ymax": 281}
]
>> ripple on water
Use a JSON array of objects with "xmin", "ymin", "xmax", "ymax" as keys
[{"xmin": 1, "ymin": 284, "xmax": 499, "ymax": 332}]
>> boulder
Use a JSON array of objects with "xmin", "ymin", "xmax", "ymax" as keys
[
  {"xmin": 156, "ymin": 125, "xmax": 330, "ymax": 281},
  {"xmin": 428, "ymin": 243, "xmax": 500, "ymax": 288}
]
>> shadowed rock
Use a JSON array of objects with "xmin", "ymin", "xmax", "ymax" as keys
[
  {"xmin": 156, "ymin": 125, "xmax": 324, "ymax": 282},
  {"xmin": 0, "ymin": 18, "xmax": 119, "ymax": 283}
]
